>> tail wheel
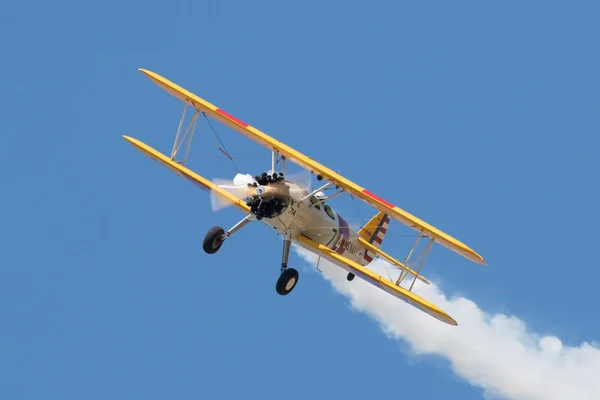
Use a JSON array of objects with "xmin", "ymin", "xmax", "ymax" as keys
[
  {"xmin": 203, "ymin": 226, "xmax": 225, "ymax": 254},
  {"xmin": 276, "ymin": 268, "xmax": 299, "ymax": 295}
]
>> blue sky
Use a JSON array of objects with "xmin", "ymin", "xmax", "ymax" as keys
[{"xmin": 1, "ymin": 0, "xmax": 599, "ymax": 399}]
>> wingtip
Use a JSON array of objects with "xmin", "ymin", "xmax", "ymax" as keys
[
  {"xmin": 467, "ymin": 250, "xmax": 487, "ymax": 266},
  {"xmin": 138, "ymin": 68, "xmax": 153, "ymax": 78},
  {"xmin": 442, "ymin": 313, "xmax": 459, "ymax": 326},
  {"xmin": 122, "ymin": 135, "xmax": 138, "ymax": 145}
]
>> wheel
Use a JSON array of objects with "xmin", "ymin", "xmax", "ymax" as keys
[
  {"xmin": 276, "ymin": 268, "xmax": 299, "ymax": 295},
  {"xmin": 203, "ymin": 226, "xmax": 225, "ymax": 254},
  {"xmin": 347, "ymin": 272, "xmax": 355, "ymax": 281}
]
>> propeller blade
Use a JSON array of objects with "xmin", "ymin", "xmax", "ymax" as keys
[
  {"xmin": 210, "ymin": 173, "xmax": 257, "ymax": 211},
  {"xmin": 282, "ymin": 169, "xmax": 313, "ymax": 201},
  {"xmin": 210, "ymin": 170, "xmax": 314, "ymax": 211},
  {"xmin": 286, "ymin": 169, "xmax": 313, "ymax": 191}
]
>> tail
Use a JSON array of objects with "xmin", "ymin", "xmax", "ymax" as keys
[{"xmin": 358, "ymin": 211, "xmax": 390, "ymax": 264}]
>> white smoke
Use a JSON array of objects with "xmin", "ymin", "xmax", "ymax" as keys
[{"xmin": 295, "ymin": 247, "xmax": 600, "ymax": 400}]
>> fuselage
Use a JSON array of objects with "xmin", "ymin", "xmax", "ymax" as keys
[{"xmin": 257, "ymin": 180, "xmax": 370, "ymax": 266}]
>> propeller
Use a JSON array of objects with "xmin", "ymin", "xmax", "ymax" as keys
[
  {"xmin": 284, "ymin": 169, "xmax": 313, "ymax": 193},
  {"xmin": 210, "ymin": 173, "xmax": 256, "ymax": 211},
  {"xmin": 209, "ymin": 170, "xmax": 314, "ymax": 212}
]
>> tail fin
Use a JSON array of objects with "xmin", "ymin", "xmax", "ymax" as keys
[{"xmin": 358, "ymin": 211, "xmax": 390, "ymax": 264}]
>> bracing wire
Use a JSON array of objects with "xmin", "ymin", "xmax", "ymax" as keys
[
  {"xmin": 350, "ymin": 194, "xmax": 368, "ymax": 228},
  {"xmin": 202, "ymin": 112, "xmax": 241, "ymax": 173}
]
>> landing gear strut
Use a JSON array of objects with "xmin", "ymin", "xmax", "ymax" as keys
[
  {"xmin": 202, "ymin": 216, "xmax": 299, "ymax": 296},
  {"xmin": 276, "ymin": 239, "xmax": 298, "ymax": 295},
  {"xmin": 202, "ymin": 215, "xmax": 254, "ymax": 255}
]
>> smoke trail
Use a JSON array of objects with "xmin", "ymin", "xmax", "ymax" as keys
[{"xmin": 295, "ymin": 247, "xmax": 600, "ymax": 400}]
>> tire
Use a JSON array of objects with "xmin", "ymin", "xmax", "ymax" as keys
[
  {"xmin": 203, "ymin": 226, "xmax": 225, "ymax": 254},
  {"xmin": 347, "ymin": 272, "xmax": 355, "ymax": 281},
  {"xmin": 276, "ymin": 268, "xmax": 299, "ymax": 295}
]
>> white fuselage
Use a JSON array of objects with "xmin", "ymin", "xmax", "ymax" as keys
[{"xmin": 257, "ymin": 181, "xmax": 369, "ymax": 266}]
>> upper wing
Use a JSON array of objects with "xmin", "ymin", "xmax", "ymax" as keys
[
  {"xmin": 295, "ymin": 235, "xmax": 457, "ymax": 326},
  {"xmin": 123, "ymin": 135, "xmax": 251, "ymax": 214},
  {"xmin": 139, "ymin": 68, "xmax": 485, "ymax": 265}
]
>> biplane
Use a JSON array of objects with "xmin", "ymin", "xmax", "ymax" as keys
[{"xmin": 124, "ymin": 69, "xmax": 486, "ymax": 326}]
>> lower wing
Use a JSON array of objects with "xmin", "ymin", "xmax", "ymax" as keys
[
  {"xmin": 123, "ymin": 135, "xmax": 251, "ymax": 214},
  {"xmin": 295, "ymin": 235, "xmax": 457, "ymax": 326}
]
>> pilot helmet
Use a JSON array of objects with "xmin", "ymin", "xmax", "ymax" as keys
[{"xmin": 314, "ymin": 191, "xmax": 328, "ymax": 201}]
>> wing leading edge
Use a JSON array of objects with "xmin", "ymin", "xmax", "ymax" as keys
[{"xmin": 138, "ymin": 68, "xmax": 485, "ymax": 265}]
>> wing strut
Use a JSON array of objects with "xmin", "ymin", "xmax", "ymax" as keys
[
  {"xmin": 171, "ymin": 103, "xmax": 199, "ymax": 166},
  {"xmin": 271, "ymin": 150, "xmax": 287, "ymax": 175},
  {"xmin": 314, "ymin": 188, "xmax": 345, "ymax": 206},
  {"xmin": 300, "ymin": 182, "xmax": 332, "ymax": 202},
  {"xmin": 396, "ymin": 233, "xmax": 435, "ymax": 291}
]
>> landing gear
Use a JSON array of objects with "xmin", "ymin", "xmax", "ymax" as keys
[
  {"xmin": 276, "ymin": 268, "xmax": 299, "ymax": 295},
  {"xmin": 202, "ymin": 215, "xmax": 254, "ymax": 255},
  {"xmin": 202, "ymin": 218, "xmax": 301, "ymax": 296},
  {"xmin": 347, "ymin": 272, "xmax": 355, "ymax": 281},
  {"xmin": 276, "ymin": 239, "xmax": 299, "ymax": 295},
  {"xmin": 203, "ymin": 226, "xmax": 225, "ymax": 254}
]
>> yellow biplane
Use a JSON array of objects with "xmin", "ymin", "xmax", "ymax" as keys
[{"xmin": 124, "ymin": 68, "xmax": 486, "ymax": 326}]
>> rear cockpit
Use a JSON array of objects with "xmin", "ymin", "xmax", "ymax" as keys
[{"xmin": 309, "ymin": 192, "xmax": 336, "ymax": 220}]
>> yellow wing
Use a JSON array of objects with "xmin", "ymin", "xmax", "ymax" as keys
[
  {"xmin": 295, "ymin": 235, "xmax": 457, "ymax": 326},
  {"xmin": 356, "ymin": 236, "xmax": 430, "ymax": 285},
  {"xmin": 123, "ymin": 135, "xmax": 251, "ymax": 214},
  {"xmin": 138, "ymin": 68, "xmax": 485, "ymax": 265}
]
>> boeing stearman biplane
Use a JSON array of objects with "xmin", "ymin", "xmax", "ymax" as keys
[{"xmin": 124, "ymin": 68, "xmax": 486, "ymax": 326}]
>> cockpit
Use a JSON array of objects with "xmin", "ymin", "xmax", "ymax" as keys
[{"xmin": 310, "ymin": 191, "xmax": 336, "ymax": 220}]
